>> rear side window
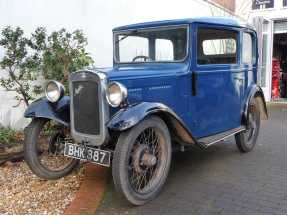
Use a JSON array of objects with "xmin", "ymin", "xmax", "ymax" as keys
[
  {"xmin": 197, "ymin": 28, "xmax": 238, "ymax": 65},
  {"xmin": 242, "ymin": 32, "xmax": 254, "ymax": 64}
]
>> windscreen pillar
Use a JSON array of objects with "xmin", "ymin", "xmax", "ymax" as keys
[{"xmin": 149, "ymin": 38, "xmax": 155, "ymax": 60}]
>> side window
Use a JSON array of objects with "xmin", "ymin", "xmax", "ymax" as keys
[
  {"xmin": 197, "ymin": 28, "xmax": 238, "ymax": 65},
  {"xmin": 155, "ymin": 39, "xmax": 174, "ymax": 61},
  {"xmin": 242, "ymin": 32, "xmax": 254, "ymax": 64}
]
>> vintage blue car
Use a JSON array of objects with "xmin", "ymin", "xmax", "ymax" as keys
[{"xmin": 24, "ymin": 17, "xmax": 268, "ymax": 205}]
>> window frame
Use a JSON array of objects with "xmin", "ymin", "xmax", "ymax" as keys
[
  {"xmin": 195, "ymin": 25, "xmax": 240, "ymax": 67},
  {"xmin": 113, "ymin": 25, "xmax": 190, "ymax": 64},
  {"xmin": 242, "ymin": 31, "xmax": 256, "ymax": 65}
]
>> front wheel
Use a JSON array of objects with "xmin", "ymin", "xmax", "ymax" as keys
[
  {"xmin": 112, "ymin": 116, "xmax": 172, "ymax": 205},
  {"xmin": 235, "ymin": 98, "xmax": 261, "ymax": 153},
  {"xmin": 24, "ymin": 118, "xmax": 79, "ymax": 180}
]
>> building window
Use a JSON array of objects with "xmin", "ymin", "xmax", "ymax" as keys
[
  {"xmin": 252, "ymin": 0, "xmax": 274, "ymax": 10},
  {"xmin": 284, "ymin": 0, "xmax": 287, "ymax": 7}
]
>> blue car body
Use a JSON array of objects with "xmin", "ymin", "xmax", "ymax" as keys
[{"xmin": 24, "ymin": 17, "xmax": 268, "ymax": 147}]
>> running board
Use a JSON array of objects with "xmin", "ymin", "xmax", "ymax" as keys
[{"xmin": 197, "ymin": 126, "xmax": 245, "ymax": 148}]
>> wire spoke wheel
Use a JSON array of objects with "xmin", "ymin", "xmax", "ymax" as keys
[
  {"xmin": 112, "ymin": 116, "xmax": 171, "ymax": 205},
  {"xmin": 37, "ymin": 121, "xmax": 75, "ymax": 171},
  {"xmin": 235, "ymin": 99, "xmax": 260, "ymax": 153},
  {"xmin": 24, "ymin": 118, "xmax": 79, "ymax": 180},
  {"xmin": 128, "ymin": 127, "xmax": 165, "ymax": 194},
  {"xmin": 244, "ymin": 104, "xmax": 259, "ymax": 145}
]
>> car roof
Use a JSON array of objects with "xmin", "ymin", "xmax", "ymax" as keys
[{"xmin": 113, "ymin": 17, "xmax": 254, "ymax": 32}]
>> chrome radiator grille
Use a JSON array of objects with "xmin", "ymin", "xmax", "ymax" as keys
[
  {"xmin": 72, "ymin": 81, "xmax": 100, "ymax": 135},
  {"xmin": 70, "ymin": 70, "xmax": 108, "ymax": 146}
]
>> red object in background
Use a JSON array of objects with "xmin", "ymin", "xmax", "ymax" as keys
[{"xmin": 272, "ymin": 58, "xmax": 281, "ymax": 99}]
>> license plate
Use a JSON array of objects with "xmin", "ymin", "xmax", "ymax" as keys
[{"xmin": 64, "ymin": 143, "xmax": 111, "ymax": 167}]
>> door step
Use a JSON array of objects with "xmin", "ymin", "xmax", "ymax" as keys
[{"xmin": 197, "ymin": 126, "xmax": 245, "ymax": 148}]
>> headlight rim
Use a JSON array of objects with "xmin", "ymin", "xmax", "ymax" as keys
[
  {"xmin": 45, "ymin": 80, "xmax": 65, "ymax": 103},
  {"xmin": 106, "ymin": 81, "xmax": 127, "ymax": 108}
]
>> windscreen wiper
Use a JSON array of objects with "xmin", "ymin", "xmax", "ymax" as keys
[{"xmin": 115, "ymin": 30, "xmax": 138, "ymax": 44}]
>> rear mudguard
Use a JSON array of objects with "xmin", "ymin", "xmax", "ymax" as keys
[
  {"xmin": 243, "ymin": 85, "xmax": 268, "ymax": 125},
  {"xmin": 24, "ymin": 96, "xmax": 70, "ymax": 127},
  {"xmin": 107, "ymin": 102, "xmax": 198, "ymax": 145}
]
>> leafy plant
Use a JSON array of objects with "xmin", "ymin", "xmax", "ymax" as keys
[
  {"xmin": 33, "ymin": 28, "xmax": 94, "ymax": 89},
  {"xmin": 0, "ymin": 27, "xmax": 93, "ymax": 108},
  {"xmin": 0, "ymin": 127, "xmax": 18, "ymax": 145},
  {"xmin": 0, "ymin": 26, "xmax": 42, "ymax": 106}
]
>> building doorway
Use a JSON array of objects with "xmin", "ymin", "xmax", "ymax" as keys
[{"xmin": 272, "ymin": 26, "xmax": 287, "ymax": 101}]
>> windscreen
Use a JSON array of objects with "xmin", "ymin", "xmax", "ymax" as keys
[{"xmin": 114, "ymin": 26, "xmax": 188, "ymax": 63}]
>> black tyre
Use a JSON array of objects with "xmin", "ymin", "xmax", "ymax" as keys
[
  {"xmin": 235, "ymin": 98, "xmax": 261, "ymax": 153},
  {"xmin": 24, "ymin": 118, "xmax": 79, "ymax": 180},
  {"xmin": 112, "ymin": 116, "xmax": 172, "ymax": 205}
]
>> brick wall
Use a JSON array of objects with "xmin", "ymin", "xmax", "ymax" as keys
[{"xmin": 212, "ymin": 0, "xmax": 235, "ymax": 12}]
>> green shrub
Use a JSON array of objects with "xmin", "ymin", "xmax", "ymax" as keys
[
  {"xmin": 0, "ymin": 128, "xmax": 19, "ymax": 145},
  {"xmin": 0, "ymin": 26, "xmax": 42, "ymax": 106},
  {"xmin": 32, "ymin": 27, "xmax": 94, "ymax": 91},
  {"xmin": 0, "ymin": 26, "xmax": 94, "ymax": 107}
]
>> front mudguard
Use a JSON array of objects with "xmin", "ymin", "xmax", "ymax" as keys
[
  {"xmin": 107, "ymin": 102, "xmax": 197, "ymax": 145},
  {"xmin": 24, "ymin": 96, "xmax": 70, "ymax": 127}
]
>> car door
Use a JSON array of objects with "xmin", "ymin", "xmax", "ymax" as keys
[{"xmin": 188, "ymin": 24, "xmax": 243, "ymax": 138}]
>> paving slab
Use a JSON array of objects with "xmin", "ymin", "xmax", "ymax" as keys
[{"xmin": 97, "ymin": 105, "xmax": 287, "ymax": 215}]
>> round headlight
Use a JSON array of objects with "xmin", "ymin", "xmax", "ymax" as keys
[
  {"xmin": 106, "ymin": 82, "xmax": 127, "ymax": 107},
  {"xmin": 45, "ymin": 81, "xmax": 65, "ymax": 103}
]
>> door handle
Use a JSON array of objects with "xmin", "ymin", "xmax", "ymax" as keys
[{"xmin": 192, "ymin": 72, "xmax": 197, "ymax": 96}]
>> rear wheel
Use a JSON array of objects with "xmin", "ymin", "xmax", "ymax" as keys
[
  {"xmin": 24, "ymin": 118, "xmax": 79, "ymax": 180},
  {"xmin": 112, "ymin": 116, "xmax": 172, "ymax": 205},
  {"xmin": 235, "ymin": 98, "xmax": 261, "ymax": 153}
]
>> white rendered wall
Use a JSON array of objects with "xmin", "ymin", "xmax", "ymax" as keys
[{"xmin": 0, "ymin": 0, "xmax": 232, "ymax": 129}]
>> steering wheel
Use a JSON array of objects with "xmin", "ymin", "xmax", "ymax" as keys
[{"xmin": 132, "ymin": 55, "xmax": 151, "ymax": 62}]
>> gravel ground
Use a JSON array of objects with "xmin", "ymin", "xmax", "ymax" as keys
[{"xmin": 0, "ymin": 161, "xmax": 84, "ymax": 215}]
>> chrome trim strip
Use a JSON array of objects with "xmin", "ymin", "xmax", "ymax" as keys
[
  {"xmin": 205, "ymin": 128, "xmax": 246, "ymax": 147},
  {"xmin": 69, "ymin": 70, "xmax": 109, "ymax": 146}
]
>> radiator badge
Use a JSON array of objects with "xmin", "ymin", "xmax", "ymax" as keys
[
  {"xmin": 75, "ymin": 85, "xmax": 83, "ymax": 95},
  {"xmin": 81, "ymin": 72, "xmax": 87, "ymax": 78}
]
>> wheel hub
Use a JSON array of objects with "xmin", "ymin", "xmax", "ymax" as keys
[
  {"xmin": 48, "ymin": 132, "xmax": 65, "ymax": 155},
  {"xmin": 141, "ymin": 153, "xmax": 157, "ymax": 166},
  {"xmin": 133, "ymin": 145, "xmax": 157, "ymax": 172}
]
